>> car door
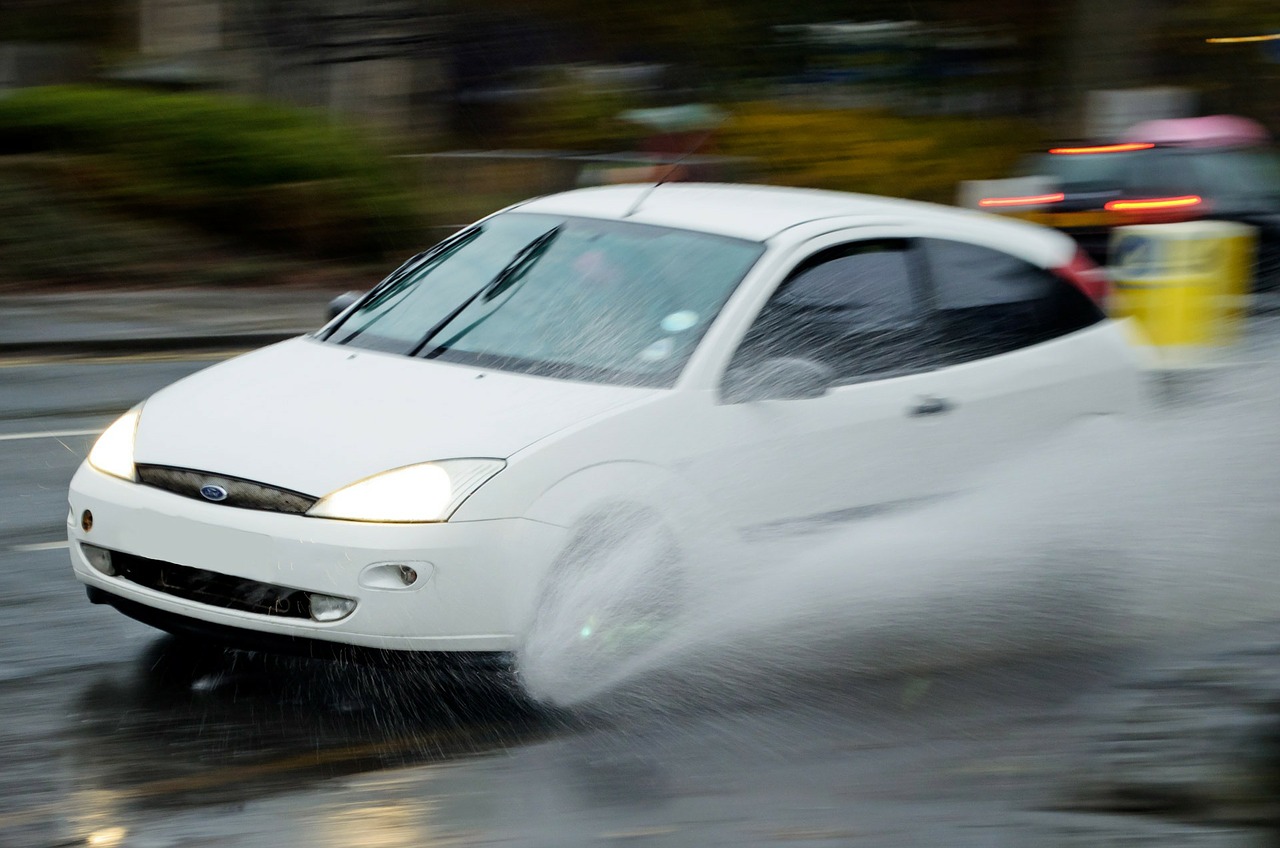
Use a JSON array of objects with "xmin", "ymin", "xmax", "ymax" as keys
[
  {"xmin": 692, "ymin": 237, "xmax": 960, "ymax": 534},
  {"xmin": 913, "ymin": 236, "xmax": 1125, "ymax": 487}
]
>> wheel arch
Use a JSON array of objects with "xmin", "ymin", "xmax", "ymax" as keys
[
  {"xmin": 524, "ymin": 460, "xmax": 724, "ymax": 545},
  {"xmin": 509, "ymin": 460, "xmax": 730, "ymax": 634}
]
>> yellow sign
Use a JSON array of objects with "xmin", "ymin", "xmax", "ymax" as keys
[{"xmin": 1108, "ymin": 221, "xmax": 1256, "ymax": 366}]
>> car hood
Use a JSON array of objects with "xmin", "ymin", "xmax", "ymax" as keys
[{"xmin": 133, "ymin": 337, "xmax": 658, "ymax": 496}]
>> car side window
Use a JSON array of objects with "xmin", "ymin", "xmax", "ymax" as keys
[
  {"xmin": 922, "ymin": 239, "xmax": 1102, "ymax": 365},
  {"xmin": 730, "ymin": 240, "xmax": 932, "ymax": 384}
]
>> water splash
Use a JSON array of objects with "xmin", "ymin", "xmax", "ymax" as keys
[{"xmin": 520, "ymin": 347, "xmax": 1280, "ymax": 710}]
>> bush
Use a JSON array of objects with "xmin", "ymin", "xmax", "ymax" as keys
[
  {"xmin": 505, "ymin": 71, "xmax": 640, "ymax": 152},
  {"xmin": 0, "ymin": 168, "xmax": 290, "ymax": 286},
  {"xmin": 718, "ymin": 103, "xmax": 1044, "ymax": 205},
  {"xmin": 0, "ymin": 86, "xmax": 425, "ymax": 258}
]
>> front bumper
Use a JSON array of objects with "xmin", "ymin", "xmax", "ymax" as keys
[{"xmin": 68, "ymin": 462, "xmax": 566, "ymax": 653}]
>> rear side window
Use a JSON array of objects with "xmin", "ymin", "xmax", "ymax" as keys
[
  {"xmin": 922, "ymin": 239, "xmax": 1102, "ymax": 364},
  {"xmin": 776, "ymin": 244, "xmax": 917, "ymax": 328},
  {"xmin": 731, "ymin": 240, "xmax": 933, "ymax": 382}
]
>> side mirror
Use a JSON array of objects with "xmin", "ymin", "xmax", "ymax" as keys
[
  {"xmin": 327, "ymin": 290, "xmax": 365, "ymax": 321},
  {"xmin": 721, "ymin": 357, "xmax": 836, "ymax": 404}
]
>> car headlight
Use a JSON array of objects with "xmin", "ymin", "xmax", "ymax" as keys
[
  {"xmin": 307, "ymin": 459, "xmax": 505, "ymax": 523},
  {"xmin": 88, "ymin": 408, "xmax": 142, "ymax": 482}
]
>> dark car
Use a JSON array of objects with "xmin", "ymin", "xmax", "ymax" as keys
[{"xmin": 981, "ymin": 120, "xmax": 1280, "ymax": 291}]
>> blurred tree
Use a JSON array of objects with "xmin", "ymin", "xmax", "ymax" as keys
[
  {"xmin": 452, "ymin": 0, "xmax": 1077, "ymax": 124},
  {"xmin": 1052, "ymin": 0, "xmax": 1164, "ymax": 135},
  {"xmin": 463, "ymin": 0, "xmax": 957, "ymax": 90},
  {"xmin": 1173, "ymin": 0, "xmax": 1280, "ymax": 35},
  {"xmin": 232, "ymin": 0, "xmax": 447, "ymax": 67},
  {"xmin": 223, "ymin": 1, "xmax": 455, "ymax": 136},
  {"xmin": 0, "ymin": 0, "xmax": 129, "ymax": 45},
  {"xmin": 1160, "ymin": 0, "xmax": 1280, "ymax": 131}
]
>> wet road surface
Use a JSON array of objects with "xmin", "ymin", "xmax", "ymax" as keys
[{"xmin": 2, "ymin": 350, "xmax": 1278, "ymax": 847}]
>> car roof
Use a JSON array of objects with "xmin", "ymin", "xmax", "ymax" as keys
[
  {"xmin": 512, "ymin": 182, "xmax": 1065, "ymax": 250},
  {"xmin": 1120, "ymin": 115, "xmax": 1271, "ymax": 149}
]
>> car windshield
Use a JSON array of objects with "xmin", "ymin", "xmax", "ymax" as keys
[
  {"xmin": 322, "ymin": 213, "xmax": 765, "ymax": 387},
  {"xmin": 1017, "ymin": 151, "xmax": 1142, "ymax": 190}
]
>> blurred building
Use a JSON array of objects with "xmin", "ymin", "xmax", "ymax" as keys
[
  {"xmin": 772, "ymin": 20, "xmax": 1030, "ymax": 116},
  {"xmin": 0, "ymin": 42, "xmax": 94, "ymax": 91},
  {"xmin": 2, "ymin": 0, "xmax": 1275, "ymax": 141},
  {"xmin": 120, "ymin": 0, "xmax": 450, "ymax": 137}
]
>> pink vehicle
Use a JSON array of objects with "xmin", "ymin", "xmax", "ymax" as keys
[{"xmin": 1120, "ymin": 115, "xmax": 1271, "ymax": 149}]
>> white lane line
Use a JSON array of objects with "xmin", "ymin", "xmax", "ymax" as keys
[
  {"xmin": 0, "ymin": 349, "xmax": 242, "ymax": 368},
  {"xmin": 0, "ymin": 428, "xmax": 100, "ymax": 442},
  {"xmin": 11, "ymin": 541, "xmax": 69, "ymax": 553}
]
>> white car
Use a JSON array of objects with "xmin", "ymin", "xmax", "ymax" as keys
[{"xmin": 68, "ymin": 183, "xmax": 1141, "ymax": 671}]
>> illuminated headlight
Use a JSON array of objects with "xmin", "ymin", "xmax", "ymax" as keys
[
  {"xmin": 88, "ymin": 409, "xmax": 142, "ymax": 482},
  {"xmin": 306, "ymin": 459, "xmax": 505, "ymax": 523}
]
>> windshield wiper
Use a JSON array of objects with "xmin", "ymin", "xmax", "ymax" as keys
[
  {"xmin": 408, "ymin": 225, "xmax": 562, "ymax": 358},
  {"xmin": 324, "ymin": 226, "xmax": 483, "ymax": 344}
]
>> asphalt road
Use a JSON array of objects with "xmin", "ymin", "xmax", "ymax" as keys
[{"xmin": 1, "ymin": 351, "xmax": 1277, "ymax": 848}]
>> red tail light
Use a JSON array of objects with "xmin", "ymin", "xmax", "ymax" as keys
[
  {"xmin": 1055, "ymin": 247, "xmax": 1108, "ymax": 304},
  {"xmin": 1049, "ymin": 142, "xmax": 1155, "ymax": 155},
  {"xmin": 1104, "ymin": 195, "xmax": 1202, "ymax": 212},
  {"xmin": 979, "ymin": 192, "xmax": 1065, "ymax": 208}
]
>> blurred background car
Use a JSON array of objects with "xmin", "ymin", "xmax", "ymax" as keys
[{"xmin": 978, "ymin": 116, "xmax": 1280, "ymax": 291}]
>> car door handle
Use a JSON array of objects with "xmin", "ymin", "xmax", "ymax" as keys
[{"xmin": 908, "ymin": 396, "xmax": 953, "ymax": 417}]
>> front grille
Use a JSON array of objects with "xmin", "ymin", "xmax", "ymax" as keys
[
  {"xmin": 111, "ymin": 550, "xmax": 313, "ymax": 619},
  {"xmin": 136, "ymin": 465, "xmax": 317, "ymax": 515}
]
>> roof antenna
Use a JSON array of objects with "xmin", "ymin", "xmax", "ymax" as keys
[{"xmin": 622, "ymin": 128, "xmax": 714, "ymax": 218}]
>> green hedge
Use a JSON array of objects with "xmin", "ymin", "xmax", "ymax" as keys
[
  {"xmin": 0, "ymin": 86, "xmax": 425, "ymax": 258},
  {"xmin": 0, "ymin": 168, "xmax": 292, "ymax": 287},
  {"xmin": 718, "ymin": 103, "xmax": 1044, "ymax": 205}
]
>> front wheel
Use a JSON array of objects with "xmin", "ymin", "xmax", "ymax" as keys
[{"xmin": 519, "ymin": 510, "xmax": 684, "ymax": 704}]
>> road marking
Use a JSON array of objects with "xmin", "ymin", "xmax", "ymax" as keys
[
  {"xmin": 0, "ymin": 428, "xmax": 100, "ymax": 442},
  {"xmin": 0, "ymin": 350, "xmax": 240, "ymax": 368},
  {"xmin": 11, "ymin": 541, "xmax": 69, "ymax": 553}
]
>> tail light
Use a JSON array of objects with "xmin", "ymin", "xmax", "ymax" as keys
[
  {"xmin": 1049, "ymin": 142, "xmax": 1154, "ymax": 155},
  {"xmin": 979, "ymin": 192, "xmax": 1065, "ymax": 208},
  {"xmin": 1055, "ymin": 247, "xmax": 1109, "ymax": 304},
  {"xmin": 1104, "ymin": 195, "xmax": 1203, "ymax": 213}
]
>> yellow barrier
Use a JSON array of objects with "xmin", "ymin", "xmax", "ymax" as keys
[{"xmin": 1108, "ymin": 221, "xmax": 1256, "ymax": 367}]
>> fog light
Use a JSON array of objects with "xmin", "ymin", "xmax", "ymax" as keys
[
  {"xmin": 81, "ymin": 543, "xmax": 115, "ymax": 576},
  {"xmin": 307, "ymin": 593, "xmax": 356, "ymax": 622},
  {"xmin": 81, "ymin": 510, "xmax": 93, "ymax": 532},
  {"xmin": 397, "ymin": 565, "xmax": 418, "ymax": 586}
]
